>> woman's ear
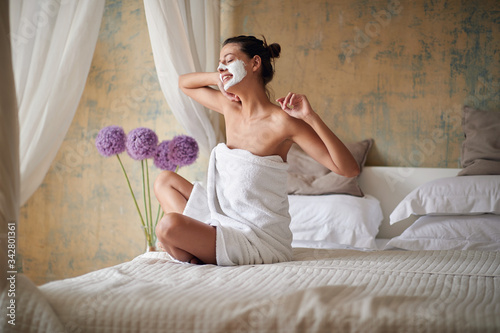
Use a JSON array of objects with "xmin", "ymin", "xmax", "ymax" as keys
[{"xmin": 252, "ymin": 55, "xmax": 261, "ymax": 72}]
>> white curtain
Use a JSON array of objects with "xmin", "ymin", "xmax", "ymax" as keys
[
  {"xmin": 9, "ymin": 0, "xmax": 105, "ymax": 206},
  {"xmin": 1, "ymin": 0, "xmax": 19, "ymax": 287},
  {"xmin": 143, "ymin": 0, "xmax": 221, "ymax": 156}
]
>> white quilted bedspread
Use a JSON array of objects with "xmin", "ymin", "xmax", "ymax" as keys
[{"xmin": 16, "ymin": 249, "xmax": 500, "ymax": 332}]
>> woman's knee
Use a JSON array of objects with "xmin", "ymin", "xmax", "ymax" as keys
[
  {"xmin": 154, "ymin": 170, "xmax": 176, "ymax": 196},
  {"xmin": 156, "ymin": 212, "xmax": 184, "ymax": 241}
]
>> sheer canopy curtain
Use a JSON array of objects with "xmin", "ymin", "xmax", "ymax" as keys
[
  {"xmin": 1, "ymin": 0, "xmax": 19, "ymax": 288},
  {"xmin": 9, "ymin": 0, "xmax": 105, "ymax": 206},
  {"xmin": 143, "ymin": 0, "xmax": 221, "ymax": 156}
]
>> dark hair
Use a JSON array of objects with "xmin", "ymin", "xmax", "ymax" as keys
[{"xmin": 223, "ymin": 35, "xmax": 281, "ymax": 87}]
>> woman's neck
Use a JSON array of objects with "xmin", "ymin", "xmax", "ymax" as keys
[{"xmin": 236, "ymin": 85, "xmax": 272, "ymax": 118}]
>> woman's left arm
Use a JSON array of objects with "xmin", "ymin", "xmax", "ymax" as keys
[{"xmin": 277, "ymin": 92, "xmax": 360, "ymax": 178}]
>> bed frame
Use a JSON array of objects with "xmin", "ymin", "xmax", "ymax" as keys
[{"xmin": 358, "ymin": 166, "xmax": 460, "ymax": 238}]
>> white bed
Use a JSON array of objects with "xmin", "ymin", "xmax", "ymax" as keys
[{"xmin": 4, "ymin": 166, "xmax": 500, "ymax": 333}]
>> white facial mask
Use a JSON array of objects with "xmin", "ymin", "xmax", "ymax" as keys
[{"xmin": 218, "ymin": 59, "xmax": 247, "ymax": 90}]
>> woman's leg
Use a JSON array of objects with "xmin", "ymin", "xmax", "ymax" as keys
[
  {"xmin": 156, "ymin": 213, "xmax": 217, "ymax": 265},
  {"xmin": 154, "ymin": 170, "xmax": 193, "ymax": 214}
]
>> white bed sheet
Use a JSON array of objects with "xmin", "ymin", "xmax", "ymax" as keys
[
  {"xmin": 36, "ymin": 248, "xmax": 500, "ymax": 333},
  {"xmin": 291, "ymin": 238, "xmax": 390, "ymax": 251}
]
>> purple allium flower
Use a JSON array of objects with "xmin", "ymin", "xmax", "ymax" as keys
[
  {"xmin": 154, "ymin": 140, "xmax": 177, "ymax": 171},
  {"xmin": 95, "ymin": 126, "xmax": 126, "ymax": 157},
  {"xmin": 126, "ymin": 127, "xmax": 158, "ymax": 160},
  {"xmin": 169, "ymin": 135, "xmax": 199, "ymax": 167}
]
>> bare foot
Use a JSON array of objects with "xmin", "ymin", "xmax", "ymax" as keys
[{"xmin": 190, "ymin": 257, "xmax": 204, "ymax": 265}]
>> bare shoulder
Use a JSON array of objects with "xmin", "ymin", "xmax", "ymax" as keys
[
  {"xmin": 270, "ymin": 103, "xmax": 294, "ymax": 123},
  {"xmin": 272, "ymin": 104, "xmax": 313, "ymax": 138}
]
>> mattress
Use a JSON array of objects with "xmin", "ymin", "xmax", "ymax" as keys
[{"xmin": 36, "ymin": 248, "xmax": 500, "ymax": 332}]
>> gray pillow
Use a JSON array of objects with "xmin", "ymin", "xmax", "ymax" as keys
[
  {"xmin": 287, "ymin": 139, "xmax": 373, "ymax": 197},
  {"xmin": 458, "ymin": 106, "xmax": 500, "ymax": 176}
]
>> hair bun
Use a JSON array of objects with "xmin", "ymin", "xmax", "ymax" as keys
[{"xmin": 268, "ymin": 43, "xmax": 281, "ymax": 59}]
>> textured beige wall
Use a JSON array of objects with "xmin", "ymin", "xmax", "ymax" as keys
[
  {"xmin": 221, "ymin": 0, "xmax": 499, "ymax": 167},
  {"xmin": 19, "ymin": 0, "xmax": 208, "ymax": 285},
  {"xmin": 19, "ymin": 0, "xmax": 499, "ymax": 285}
]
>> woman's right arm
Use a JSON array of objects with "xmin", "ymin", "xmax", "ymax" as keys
[{"xmin": 179, "ymin": 72, "xmax": 233, "ymax": 114}]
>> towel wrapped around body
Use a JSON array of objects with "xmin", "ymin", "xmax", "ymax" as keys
[{"xmin": 183, "ymin": 143, "xmax": 293, "ymax": 266}]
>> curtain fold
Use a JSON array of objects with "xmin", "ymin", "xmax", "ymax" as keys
[
  {"xmin": 143, "ymin": 0, "xmax": 221, "ymax": 157},
  {"xmin": 9, "ymin": 0, "xmax": 105, "ymax": 206},
  {"xmin": 1, "ymin": 0, "xmax": 19, "ymax": 288}
]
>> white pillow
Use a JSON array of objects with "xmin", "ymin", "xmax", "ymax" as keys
[
  {"xmin": 390, "ymin": 175, "xmax": 500, "ymax": 224},
  {"xmin": 385, "ymin": 215, "xmax": 500, "ymax": 251},
  {"xmin": 288, "ymin": 194, "xmax": 383, "ymax": 249}
]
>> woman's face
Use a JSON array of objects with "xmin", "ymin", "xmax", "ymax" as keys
[{"xmin": 218, "ymin": 43, "xmax": 248, "ymax": 90}]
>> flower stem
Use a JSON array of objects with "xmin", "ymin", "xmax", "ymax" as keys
[
  {"xmin": 155, "ymin": 202, "xmax": 162, "ymax": 230},
  {"xmin": 141, "ymin": 160, "xmax": 150, "ymax": 245},
  {"xmin": 116, "ymin": 155, "xmax": 148, "ymax": 243},
  {"xmin": 146, "ymin": 159, "xmax": 154, "ymax": 246}
]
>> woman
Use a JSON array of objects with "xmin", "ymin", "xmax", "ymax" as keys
[{"xmin": 155, "ymin": 35, "xmax": 359, "ymax": 265}]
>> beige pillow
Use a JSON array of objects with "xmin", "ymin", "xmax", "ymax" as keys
[
  {"xmin": 458, "ymin": 106, "xmax": 500, "ymax": 176},
  {"xmin": 287, "ymin": 139, "xmax": 373, "ymax": 196}
]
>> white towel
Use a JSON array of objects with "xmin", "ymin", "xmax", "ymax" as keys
[{"xmin": 183, "ymin": 143, "xmax": 293, "ymax": 265}]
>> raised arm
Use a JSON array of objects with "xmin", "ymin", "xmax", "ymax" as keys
[
  {"xmin": 179, "ymin": 72, "xmax": 238, "ymax": 114},
  {"xmin": 277, "ymin": 93, "xmax": 360, "ymax": 178}
]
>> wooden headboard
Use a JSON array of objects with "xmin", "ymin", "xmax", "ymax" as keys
[{"xmin": 358, "ymin": 166, "xmax": 461, "ymax": 239}]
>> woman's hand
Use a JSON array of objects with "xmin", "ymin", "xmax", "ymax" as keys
[
  {"xmin": 217, "ymin": 79, "xmax": 240, "ymax": 102},
  {"xmin": 276, "ymin": 92, "xmax": 314, "ymax": 120}
]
